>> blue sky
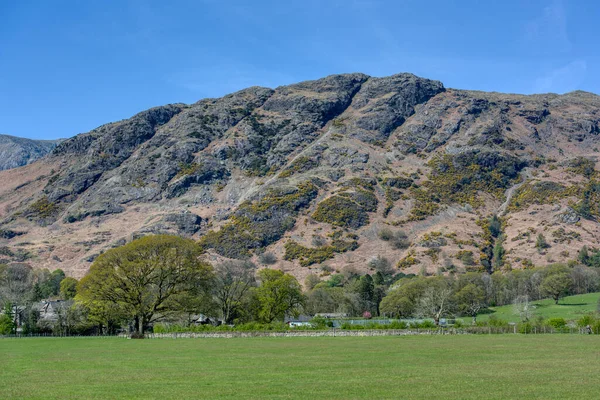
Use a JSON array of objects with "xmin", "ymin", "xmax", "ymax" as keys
[{"xmin": 1, "ymin": 0, "xmax": 599, "ymax": 140}]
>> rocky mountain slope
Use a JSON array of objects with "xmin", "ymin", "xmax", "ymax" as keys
[
  {"xmin": 1, "ymin": 72, "xmax": 600, "ymax": 282},
  {"xmin": 0, "ymin": 135, "xmax": 62, "ymax": 171}
]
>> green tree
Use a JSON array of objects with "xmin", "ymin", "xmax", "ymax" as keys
[
  {"xmin": 304, "ymin": 287, "xmax": 336, "ymax": 315},
  {"xmin": 541, "ymin": 273, "xmax": 572, "ymax": 304},
  {"xmin": 0, "ymin": 304, "xmax": 15, "ymax": 335},
  {"xmin": 380, "ymin": 277, "xmax": 429, "ymax": 318},
  {"xmin": 455, "ymin": 283, "xmax": 485, "ymax": 324},
  {"xmin": 255, "ymin": 269, "xmax": 304, "ymax": 323},
  {"xmin": 39, "ymin": 269, "xmax": 66, "ymax": 298},
  {"xmin": 213, "ymin": 260, "xmax": 256, "ymax": 324},
  {"xmin": 492, "ymin": 236, "xmax": 505, "ymax": 270},
  {"xmin": 357, "ymin": 274, "xmax": 375, "ymax": 312},
  {"xmin": 578, "ymin": 246, "xmax": 590, "ymax": 266},
  {"xmin": 77, "ymin": 235, "xmax": 214, "ymax": 336},
  {"xmin": 304, "ymin": 273, "xmax": 321, "ymax": 290},
  {"xmin": 60, "ymin": 277, "xmax": 78, "ymax": 300},
  {"xmin": 489, "ymin": 215, "xmax": 502, "ymax": 238},
  {"xmin": 76, "ymin": 299, "xmax": 127, "ymax": 335}
]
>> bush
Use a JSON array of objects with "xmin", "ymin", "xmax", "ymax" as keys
[
  {"xmin": 311, "ymin": 235, "xmax": 327, "ymax": 247},
  {"xmin": 368, "ymin": 255, "xmax": 392, "ymax": 275},
  {"xmin": 546, "ymin": 318, "xmax": 566, "ymax": 329},
  {"xmin": 312, "ymin": 195, "xmax": 371, "ymax": 228},
  {"xmin": 390, "ymin": 231, "xmax": 411, "ymax": 250},
  {"xmin": 519, "ymin": 322, "xmax": 533, "ymax": 334},
  {"xmin": 0, "ymin": 314, "xmax": 15, "ymax": 335},
  {"xmin": 313, "ymin": 180, "xmax": 378, "ymax": 228},
  {"xmin": 536, "ymin": 234, "xmax": 550, "ymax": 251},
  {"xmin": 29, "ymin": 196, "xmax": 58, "ymax": 218},
  {"xmin": 577, "ymin": 314, "xmax": 596, "ymax": 328},
  {"xmin": 388, "ymin": 320, "xmax": 408, "ymax": 329},
  {"xmin": 340, "ymin": 323, "xmax": 365, "ymax": 330},
  {"xmin": 284, "ymin": 238, "xmax": 359, "ymax": 267},
  {"xmin": 487, "ymin": 315, "xmax": 509, "ymax": 327},
  {"xmin": 310, "ymin": 316, "xmax": 333, "ymax": 329},
  {"xmin": 418, "ymin": 320, "xmax": 437, "ymax": 329},
  {"xmin": 378, "ymin": 228, "xmax": 394, "ymax": 241},
  {"xmin": 397, "ymin": 251, "xmax": 420, "ymax": 269},
  {"xmin": 259, "ymin": 252, "xmax": 277, "ymax": 265},
  {"xmin": 456, "ymin": 250, "xmax": 475, "ymax": 266}
]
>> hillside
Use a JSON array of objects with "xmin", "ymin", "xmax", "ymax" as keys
[
  {"xmin": 1, "ymin": 72, "xmax": 600, "ymax": 280},
  {"xmin": 473, "ymin": 292, "xmax": 600, "ymax": 324},
  {"xmin": 0, "ymin": 135, "xmax": 62, "ymax": 171}
]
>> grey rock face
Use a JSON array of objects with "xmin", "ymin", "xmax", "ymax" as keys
[
  {"xmin": 0, "ymin": 229, "xmax": 25, "ymax": 239},
  {"xmin": 348, "ymin": 73, "xmax": 445, "ymax": 143},
  {"xmin": 0, "ymin": 135, "xmax": 62, "ymax": 171},
  {"xmin": 140, "ymin": 212, "xmax": 203, "ymax": 237},
  {"xmin": 326, "ymin": 147, "xmax": 369, "ymax": 167},
  {"xmin": 556, "ymin": 208, "xmax": 580, "ymax": 224}
]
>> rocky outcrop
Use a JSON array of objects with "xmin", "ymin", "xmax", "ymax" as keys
[
  {"xmin": 1, "ymin": 73, "xmax": 600, "ymax": 279},
  {"xmin": 138, "ymin": 212, "xmax": 203, "ymax": 237},
  {"xmin": 0, "ymin": 135, "xmax": 62, "ymax": 171}
]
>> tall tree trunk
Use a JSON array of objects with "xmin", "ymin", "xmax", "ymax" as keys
[{"xmin": 138, "ymin": 316, "xmax": 144, "ymax": 335}]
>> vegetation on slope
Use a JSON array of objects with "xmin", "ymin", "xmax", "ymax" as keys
[
  {"xmin": 408, "ymin": 151, "xmax": 526, "ymax": 220},
  {"xmin": 200, "ymin": 181, "xmax": 319, "ymax": 258},
  {"xmin": 313, "ymin": 178, "xmax": 378, "ymax": 228},
  {"xmin": 284, "ymin": 231, "xmax": 359, "ymax": 266}
]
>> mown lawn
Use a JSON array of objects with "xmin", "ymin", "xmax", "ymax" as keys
[
  {"xmin": 469, "ymin": 292, "xmax": 600, "ymax": 324},
  {"xmin": 1, "ymin": 335, "xmax": 599, "ymax": 399}
]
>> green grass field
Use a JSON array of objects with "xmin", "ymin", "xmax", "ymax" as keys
[
  {"xmin": 1, "ymin": 335, "xmax": 599, "ymax": 399},
  {"xmin": 469, "ymin": 292, "xmax": 600, "ymax": 324}
]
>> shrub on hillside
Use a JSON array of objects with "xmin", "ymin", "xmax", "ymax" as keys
[
  {"xmin": 378, "ymin": 228, "xmax": 394, "ymax": 241},
  {"xmin": 391, "ymin": 230, "xmax": 411, "ymax": 250},
  {"xmin": 259, "ymin": 252, "xmax": 277, "ymax": 265}
]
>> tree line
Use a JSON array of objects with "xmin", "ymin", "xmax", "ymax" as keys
[{"xmin": 1, "ymin": 235, "xmax": 600, "ymax": 336}]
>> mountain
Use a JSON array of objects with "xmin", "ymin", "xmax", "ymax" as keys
[
  {"xmin": 0, "ymin": 134, "xmax": 63, "ymax": 171},
  {"xmin": 1, "ymin": 72, "xmax": 600, "ymax": 282}
]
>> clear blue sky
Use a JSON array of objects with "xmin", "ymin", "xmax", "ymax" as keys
[{"xmin": 1, "ymin": 0, "xmax": 599, "ymax": 140}]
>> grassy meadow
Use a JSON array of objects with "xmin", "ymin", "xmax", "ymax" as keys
[
  {"xmin": 1, "ymin": 335, "xmax": 599, "ymax": 399},
  {"xmin": 469, "ymin": 292, "xmax": 600, "ymax": 324}
]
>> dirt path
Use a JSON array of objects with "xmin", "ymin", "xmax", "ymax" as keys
[{"xmin": 497, "ymin": 168, "xmax": 532, "ymax": 216}]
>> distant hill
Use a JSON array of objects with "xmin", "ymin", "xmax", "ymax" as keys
[
  {"xmin": 1, "ymin": 72, "xmax": 600, "ymax": 281},
  {"xmin": 0, "ymin": 134, "xmax": 63, "ymax": 171}
]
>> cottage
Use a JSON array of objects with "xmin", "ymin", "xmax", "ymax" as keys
[{"xmin": 37, "ymin": 300, "xmax": 68, "ymax": 323}]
